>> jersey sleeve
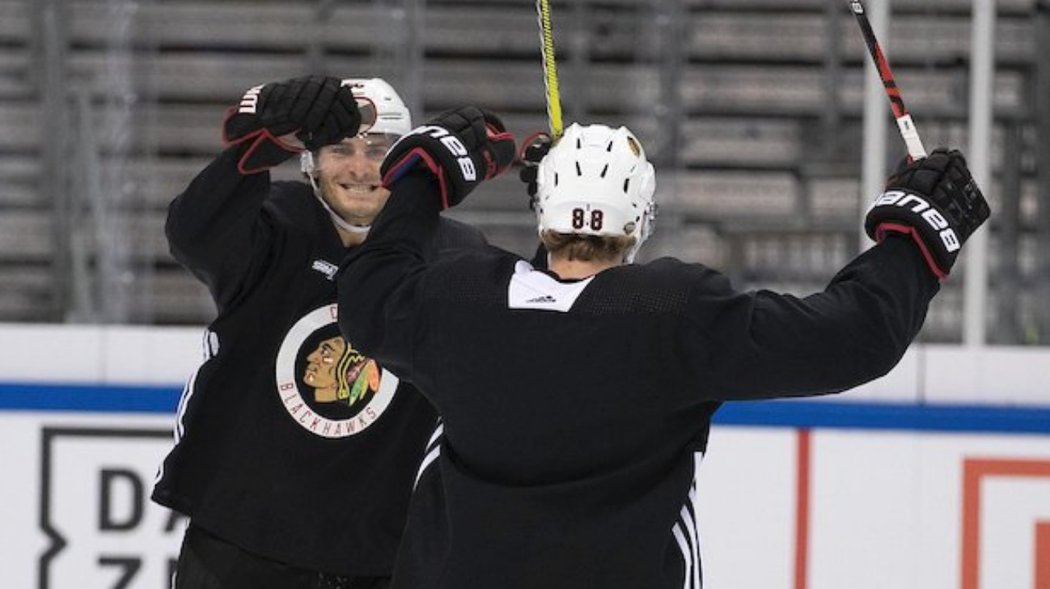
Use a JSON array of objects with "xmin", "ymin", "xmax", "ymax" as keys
[
  {"xmin": 434, "ymin": 216, "xmax": 488, "ymax": 253},
  {"xmin": 336, "ymin": 171, "xmax": 442, "ymax": 382},
  {"xmin": 164, "ymin": 144, "xmax": 275, "ymax": 310},
  {"xmin": 682, "ymin": 235, "xmax": 940, "ymax": 400}
]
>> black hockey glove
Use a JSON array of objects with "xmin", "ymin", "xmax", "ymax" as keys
[
  {"xmin": 518, "ymin": 131, "xmax": 554, "ymax": 210},
  {"xmin": 864, "ymin": 148, "xmax": 990, "ymax": 279},
  {"xmin": 380, "ymin": 106, "xmax": 516, "ymax": 209},
  {"xmin": 222, "ymin": 75, "xmax": 361, "ymax": 175}
]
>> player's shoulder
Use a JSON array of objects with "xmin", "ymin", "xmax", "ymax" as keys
[
  {"xmin": 430, "ymin": 243, "xmax": 518, "ymax": 272},
  {"xmin": 264, "ymin": 180, "xmax": 318, "ymax": 222},
  {"xmin": 266, "ymin": 181, "xmax": 359, "ymax": 241},
  {"xmin": 423, "ymin": 245, "xmax": 522, "ymax": 306},
  {"xmin": 584, "ymin": 257, "xmax": 733, "ymax": 314},
  {"xmin": 434, "ymin": 216, "xmax": 488, "ymax": 251},
  {"xmin": 625, "ymin": 256, "xmax": 727, "ymax": 287},
  {"xmin": 269, "ymin": 180, "xmax": 314, "ymax": 201},
  {"xmin": 266, "ymin": 180, "xmax": 310, "ymax": 203}
]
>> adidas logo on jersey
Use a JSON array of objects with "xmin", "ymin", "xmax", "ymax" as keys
[
  {"xmin": 311, "ymin": 260, "xmax": 339, "ymax": 281},
  {"xmin": 525, "ymin": 295, "xmax": 557, "ymax": 304}
]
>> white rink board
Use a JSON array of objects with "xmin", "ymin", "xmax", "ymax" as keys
[
  {"xmin": 697, "ymin": 429, "xmax": 1050, "ymax": 589},
  {"xmin": 0, "ymin": 412, "xmax": 184, "ymax": 589},
  {"xmin": 1, "ymin": 324, "xmax": 1049, "ymax": 588},
  {"xmin": 4, "ymin": 413, "xmax": 1048, "ymax": 589},
  {"xmin": 808, "ymin": 432, "xmax": 1050, "ymax": 589}
]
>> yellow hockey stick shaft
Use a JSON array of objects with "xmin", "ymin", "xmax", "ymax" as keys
[{"xmin": 536, "ymin": 0, "xmax": 564, "ymax": 140}]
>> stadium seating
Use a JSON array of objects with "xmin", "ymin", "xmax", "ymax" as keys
[{"xmin": 0, "ymin": 0, "xmax": 1038, "ymax": 339}]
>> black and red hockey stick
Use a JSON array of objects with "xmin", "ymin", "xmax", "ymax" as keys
[{"xmin": 847, "ymin": 0, "xmax": 928, "ymax": 159}]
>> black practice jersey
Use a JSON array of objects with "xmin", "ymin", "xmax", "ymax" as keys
[
  {"xmin": 151, "ymin": 147, "xmax": 486, "ymax": 576},
  {"xmin": 336, "ymin": 172, "xmax": 940, "ymax": 589}
]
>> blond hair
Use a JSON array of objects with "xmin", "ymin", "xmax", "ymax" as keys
[{"xmin": 540, "ymin": 230, "xmax": 637, "ymax": 263}]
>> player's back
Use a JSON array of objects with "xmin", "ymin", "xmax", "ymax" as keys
[{"xmin": 399, "ymin": 251, "xmax": 720, "ymax": 589}]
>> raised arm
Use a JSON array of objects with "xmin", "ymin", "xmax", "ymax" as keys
[
  {"xmin": 687, "ymin": 235, "xmax": 934, "ymax": 399},
  {"xmin": 694, "ymin": 148, "xmax": 990, "ymax": 400},
  {"xmin": 165, "ymin": 144, "xmax": 271, "ymax": 306},
  {"xmin": 166, "ymin": 75, "xmax": 359, "ymax": 308},
  {"xmin": 336, "ymin": 106, "xmax": 515, "ymax": 378}
]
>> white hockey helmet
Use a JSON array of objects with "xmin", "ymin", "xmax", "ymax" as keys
[
  {"xmin": 342, "ymin": 77, "xmax": 412, "ymax": 138},
  {"xmin": 300, "ymin": 77, "xmax": 412, "ymax": 176},
  {"xmin": 535, "ymin": 123, "xmax": 656, "ymax": 262}
]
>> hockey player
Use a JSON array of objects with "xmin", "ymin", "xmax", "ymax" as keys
[
  {"xmin": 152, "ymin": 75, "xmax": 486, "ymax": 589},
  {"xmin": 336, "ymin": 118, "xmax": 989, "ymax": 589}
]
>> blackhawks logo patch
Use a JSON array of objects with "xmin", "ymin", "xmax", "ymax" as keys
[{"xmin": 275, "ymin": 304, "xmax": 398, "ymax": 438}]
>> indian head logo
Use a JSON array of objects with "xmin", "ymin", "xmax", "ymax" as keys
[
  {"xmin": 303, "ymin": 336, "xmax": 380, "ymax": 406},
  {"xmin": 275, "ymin": 304, "xmax": 398, "ymax": 438}
]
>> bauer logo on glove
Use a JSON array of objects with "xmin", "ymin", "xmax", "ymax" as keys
[
  {"xmin": 412, "ymin": 125, "xmax": 480, "ymax": 182},
  {"xmin": 869, "ymin": 189, "xmax": 961, "ymax": 253},
  {"xmin": 381, "ymin": 106, "xmax": 516, "ymax": 209},
  {"xmin": 864, "ymin": 148, "xmax": 990, "ymax": 279}
]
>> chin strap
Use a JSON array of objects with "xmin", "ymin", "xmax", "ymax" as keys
[{"xmin": 307, "ymin": 173, "xmax": 372, "ymax": 236}]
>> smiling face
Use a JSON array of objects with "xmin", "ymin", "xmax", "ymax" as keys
[{"xmin": 313, "ymin": 134, "xmax": 397, "ymax": 226}]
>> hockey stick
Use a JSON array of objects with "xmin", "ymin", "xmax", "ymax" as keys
[
  {"xmin": 536, "ymin": 0, "xmax": 565, "ymax": 140},
  {"xmin": 847, "ymin": 0, "xmax": 927, "ymax": 159}
]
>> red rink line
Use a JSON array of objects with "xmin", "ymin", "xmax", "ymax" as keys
[
  {"xmin": 1037, "ymin": 522, "xmax": 1050, "ymax": 589},
  {"xmin": 794, "ymin": 429, "xmax": 811, "ymax": 589}
]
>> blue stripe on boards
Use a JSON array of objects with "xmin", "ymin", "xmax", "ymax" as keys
[
  {"xmin": 1, "ymin": 382, "xmax": 1049, "ymax": 434},
  {"xmin": 0, "ymin": 382, "xmax": 180, "ymax": 413},
  {"xmin": 714, "ymin": 399, "xmax": 1050, "ymax": 435}
]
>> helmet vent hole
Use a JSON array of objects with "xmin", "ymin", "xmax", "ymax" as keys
[
  {"xmin": 623, "ymin": 178, "xmax": 631, "ymax": 193},
  {"xmin": 576, "ymin": 137, "xmax": 582, "ymax": 149},
  {"xmin": 554, "ymin": 172, "xmax": 559, "ymax": 186},
  {"xmin": 606, "ymin": 141, "xmax": 614, "ymax": 152},
  {"xmin": 600, "ymin": 164, "xmax": 609, "ymax": 178},
  {"xmin": 575, "ymin": 162, "xmax": 582, "ymax": 176}
]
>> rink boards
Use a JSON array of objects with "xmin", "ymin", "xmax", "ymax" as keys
[{"xmin": 1, "ymin": 324, "xmax": 1048, "ymax": 589}]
